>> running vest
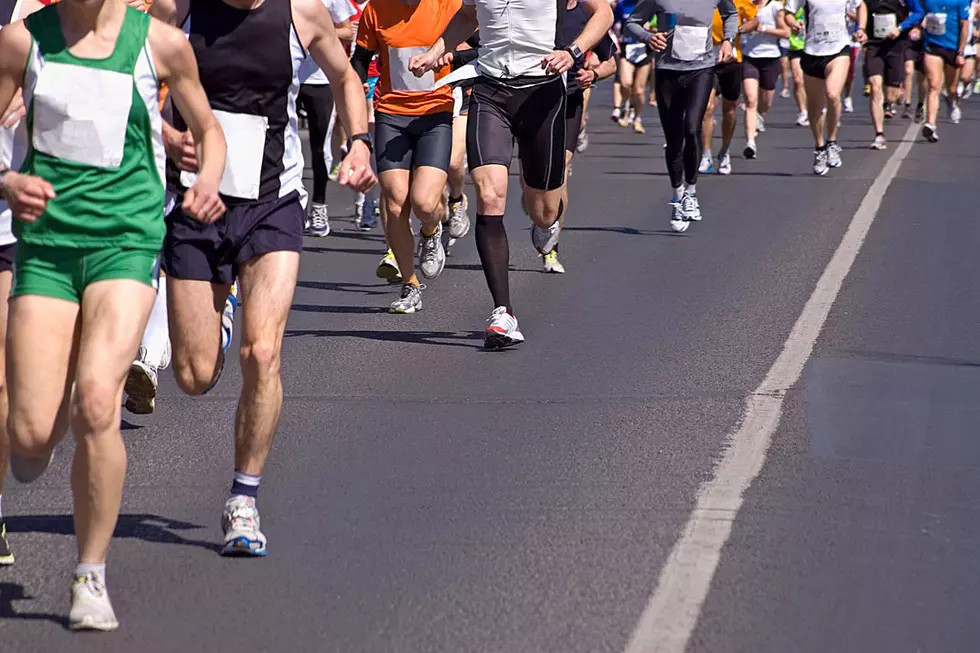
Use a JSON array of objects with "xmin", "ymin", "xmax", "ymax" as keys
[
  {"xmin": 19, "ymin": 5, "xmax": 165, "ymax": 250},
  {"xmin": 172, "ymin": 0, "xmax": 305, "ymax": 206}
]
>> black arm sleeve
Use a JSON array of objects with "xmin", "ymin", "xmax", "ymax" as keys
[
  {"xmin": 594, "ymin": 33, "xmax": 618, "ymax": 62},
  {"xmin": 452, "ymin": 47, "xmax": 481, "ymax": 69},
  {"xmin": 350, "ymin": 45, "xmax": 376, "ymax": 83}
]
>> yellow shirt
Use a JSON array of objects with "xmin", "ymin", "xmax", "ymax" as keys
[{"xmin": 712, "ymin": 0, "xmax": 759, "ymax": 62}]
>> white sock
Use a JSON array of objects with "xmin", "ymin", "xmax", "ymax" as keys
[
  {"xmin": 75, "ymin": 562, "xmax": 106, "ymax": 581},
  {"xmin": 141, "ymin": 277, "xmax": 170, "ymax": 368},
  {"xmin": 686, "ymin": 183, "xmax": 697, "ymax": 196},
  {"xmin": 672, "ymin": 185, "xmax": 684, "ymax": 201},
  {"xmin": 702, "ymin": 148, "xmax": 712, "ymax": 160}
]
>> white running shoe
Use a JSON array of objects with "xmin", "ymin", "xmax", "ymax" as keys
[
  {"xmin": 780, "ymin": 87, "xmax": 791, "ymax": 99},
  {"xmin": 221, "ymin": 284, "xmax": 238, "ymax": 355},
  {"xmin": 484, "ymin": 307, "xmax": 524, "ymax": 350},
  {"xmin": 796, "ymin": 110, "xmax": 810, "ymax": 127},
  {"xmin": 826, "ymin": 141, "xmax": 842, "ymax": 168},
  {"xmin": 418, "ymin": 225, "xmax": 447, "ymax": 279},
  {"xmin": 70, "ymin": 572, "xmax": 119, "ymax": 632},
  {"xmin": 305, "ymin": 203, "xmax": 330, "ymax": 237},
  {"xmin": 221, "ymin": 495, "xmax": 268, "ymax": 556},
  {"xmin": 446, "ymin": 195, "xmax": 470, "ymax": 240},
  {"xmin": 376, "ymin": 249, "xmax": 401, "ymax": 283},
  {"xmin": 124, "ymin": 348, "xmax": 158, "ymax": 415},
  {"xmin": 870, "ymin": 134, "xmax": 888, "ymax": 150},
  {"xmin": 757, "ymin": 114, "xmax": 766, "ymax": 133},
  {"xmin": 744, "ymin": 140, "xmax": 758, "ymax": 159},
  {"xmin": 718, "ymin": 153, "xmax": 732, "ymax": 175},
  {"xmin": 390, "ymin": 284, "xmax": 423, "ymax": 314},
  {"xmin": 682, "ymin": 191, "xmax": 702, "ymax": 222},
  {"xmin": 542, "ymin": 250, "xmax": 565, "ymax": 274},
  {"xmin": 922, "ymin": 122, "xmax": 939, "ymax": 143},
  {"xmin": 698, "ymin": 154, "xmax": 714, "ymax": 174},
  {"xmin": 575, "ymin": 130, "xmax": 589, "ymax": 153},
  {"xmin": 669, "ymin": 200, "xmax": 688, "ymax": 233},
  {"xmin": 813, "ymin": 148, "xmax": 829, "ymax": 176},
  {"xmin": 843, "ymin": 97, "xmax": 854, "ymax": 113},
  {"xmin": 950, "ymin": 104, "xmax": 962, "ymax": 124},
  {"xmin": 531, "ymin": 220, "xmax": 561, "ymax": 254}
]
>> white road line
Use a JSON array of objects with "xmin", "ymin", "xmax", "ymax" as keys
[{"xmin": 623, "ymin": 122, "xmax": 919, "ymax": 653}]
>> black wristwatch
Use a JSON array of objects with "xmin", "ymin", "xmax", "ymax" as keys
[
  {"xmin": 348, "ymin": 133, "xmax": 373, "ymax": 154},
  {"xmin": 566, "ymin": 44, "xmax": 585, "ymax": 63}
]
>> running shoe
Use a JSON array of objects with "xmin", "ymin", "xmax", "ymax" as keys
[
  {"xmin": 542, "ymin": 250, "xmax": 565, "ymax": 274},
  {"xmin": 0, "ymin": 520, "xmax": 13, "ymax": 566},
  {"xmin": 611, "ymin": 107, "xmax": 622, "ymax": 122},
  {"xmin": 796, "ymin": 110, "xmax": 810, "ymax": 127},
  {"xmin": 718, "ymin": 153, "xmax": 732, "ymax": 176},
  {"xmin": 418, "ymin": 225, "xmax": 446, "ymax": 279},
  {"xmin": 221, "ymin": 495, "xmax": 267, "ymax": 557},
  {"xmin": 901, "ymin": 103, "xmax": 913, "ymax": 119},
  {"xmin": 744, "ymin": 140, "xmax": 758, "ymax": 159},
  {"xmin": 681, "ymin": 191, "xmax": 702, "ymax": 222},
  {"xmin": 531, "ymin": 220, "xmax": 561, "ymax": 254},
  {"xmin": 221, "ymin": 284, "xmax": 238, "ymax": 355},
  {"xmin": 632, "ymin": 117, "xmax": 646, "ymax": 134},
  {"xmin": 390, "ymin": 284, "xmax": 423, "ymax": 314},
  {"xmin": 964, "ymin": 85, "xmax": 974, "ymax": 100},
  {"xmin": 306, "ymin": 203, "xmax": 330, "ymax": 237},
  {"xmin": 973, "ymin": 80, "xmax": 980, "ymax": 95},
  {"xmin": 870, "ymin": 134, "xmax": 888, "ymax": 150},
  {"xmin": 813, "ymin": 148, "xmax": 829, "ymax": 176},
  {"xmin": 950, "ymin": 104, "xmax": 962, "ymax": 124},
  {"xmin": 376, "ymin": 249, "xmax": 401, "ymax": 283},
  {"xmin": 124, "ymin": 347, "xmax": 158, "ymax": 415},
  {"xmin": 576, "ymin": 130, "xmax": 589, "ymax": 153},
  {"xmin": 826, "ymin": 141, "xmax": 842, "ymax": 168},
  {"xmin": 922, "ymin": 122, "xmax": 939, "ymax": 143},
  {"xmin": 354, "ymin": 192, "xmax": 366, "ymax": 226},
  {"xmin": 446, "ymin": 195, "xmax": 470, "ymax": 240},
  {"xmin": 780, "ymin": 87, "xmax": 791, "ymax": 99},
  {"xmin": 914, "ymin": 104, "xmax": 925, "ymax": 123},
  {"xmin": 863, "ymin": 84, "xmax": 871, "ymax": 97},
  {"xmin": 627, "ymin": 107, "xmax": 636, "ymax": 124},
  {"xmin": 884, "ymin": 102, "xmax": 896, "ymax": 119},
  {"xmin": 669, "ymin": 200, "xmax": 689, "ymax": 233},
  {"xmin": 360, "ymin": 199, "xmax": 379, "ymax": 231},
  {"xmin": 484, "ymin": 307, "xmax": 524, "ymax": 350},
  {"xmin": 698, "ymin": 154, "xmax": 714, "ymax": 174},
  {"xmin": 69, "ymin": 571, "xmax": 119, "ymax": 631},
  {"xmin": 617, "ymin": 113, "xmax": 631, "ymax": 128},
  {"xmin": 757, "ymin": 114, "xmax": 766, "ymax": 133},
  {"xmin": 843, "ymin": 97, "xmax": 854, "ymax": 113}
]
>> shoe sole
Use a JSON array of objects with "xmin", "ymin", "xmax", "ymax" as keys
[
  {"xmin": 484, "ymin": 333, "xmax": 523, "ymax": 350},
  {"xmin": 0, "ymin": 553, "xmax": 13, "ymax": 565},
  {"xmin": 670, "ymin": 221, "xmax": 690, "ymax": 233},
  {"xmin": 390, "ymin": 303, "xmax": 421, "ymax": 314},
  {"xmin": 124, "ymin": 365, "xmax": 157, "ymax": 415},
  {"xmin": 814, "ymin": 169, "xmax": 829, "ymax": 176},
  {"xmin": 743, "ymin": 148, "xmax": 757, "ymax": 159},
  {"xmin": 70, "ymin": 617, "xmax": 119, "ymax": 632},
  {"xmin": 420, "ymin": 257, "xmax": 446, "ymax": 280},
  {"xmin": 305, "ymin": 229, "xmax": 330, "ymax": 238},
  {"xmin": 221, "ymin": 537, "xmax": 268, "ymax": 557},
  {"xmin": 376, "ymin": 263, "xmax": 401, "ymax": 282},
  {"xmin": 543, "ymin": 265, "xmax": 565, "ymax": 274}
]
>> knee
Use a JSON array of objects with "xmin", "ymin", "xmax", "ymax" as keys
[
  {"xmin": 825, "ymin": 88, "xmax": 842, "ymax": 105},
  {"xmin": 382, "ymin": 192, "xmax": 408, "ymax": 218},
  {"xmin": 411, "ymin": 190, "xmax": 445, "ymax": 220},
  {"xmin": 475, "ymin": 181, "xmax": 506, "ymax": 215},
  {"xmin": 8, "ymin": 411, "xmax": 55, "ymax": 455},
  {"xmin": 240, "ymin": 339, "xmax": 281, "ymax": 382},
  {"xmin": 71, "ymin": 378, "xmax": 120, "ymax": 435},
  {"xmin": 173, "ymin": 354, "xmax": 220, "ymax": 396}
]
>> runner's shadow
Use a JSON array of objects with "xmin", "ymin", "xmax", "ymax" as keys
[
  {"xmin": 0, "ymin": 583, "xmax": 70, "ymax": 628},
  {"xmin": 296, "ymin": 280, "xmax": 393, "ymax": 297},
  {"xmin": 444, "ymin": 263, "xmax": 540, "ymax": 273},
  {"xmin": 6, "ymin": 514, "xmax": 222, "ymax": 554},
  {"xmin": 291, "ymin": 304, "xmax": 389, "ymax": 315},
  {"xmin": 285, "ymin": 329, "xmax": 484, "ymax": 349}
]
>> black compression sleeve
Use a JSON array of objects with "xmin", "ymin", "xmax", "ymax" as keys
[
  {"xmin": 350, "ymin": 45, "xmax": 375, "ymax": 83},
  {"xmin": 452, "ymin": 47, "xmax": 480, "ymax": 69}
]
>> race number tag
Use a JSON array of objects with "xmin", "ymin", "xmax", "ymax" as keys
[
  {"xmin": 925, "ymin": 13, "xmax": 947, "ymax": 36},
  {"xmin": 812, "ymin": 15, "xmax": 847, "ymax": 47},
  {"xmin": 389, "ymin": 46, "xmax": 436, "ymax": 92},
  {"xmin": 181, "ymin": 110, "xmax": 268, "ymax": 200},
  {"xmin": 625, "ymin": 43, "xmax": 648, "ymax": 64},
  {"xmin": 872, "ymin": 13, "xmax": 897, "ymax": 39},
  {"xmin": 671, "ymin": 25, "xmax": 710, "ymax": 61}
]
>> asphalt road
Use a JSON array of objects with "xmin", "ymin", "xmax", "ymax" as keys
[{"xmin": 3, "ymin": 85, "xmax": 979, "ymax": 653}]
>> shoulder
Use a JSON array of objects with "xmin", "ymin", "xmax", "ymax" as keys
[{"xmin": 148, "ymin": 16, "xmax": 188, "ymax": 54}]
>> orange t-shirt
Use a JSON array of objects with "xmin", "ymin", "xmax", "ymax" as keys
[{"xmin": 356, "ymin": 0, "xmax": 460, "ymax": 117}]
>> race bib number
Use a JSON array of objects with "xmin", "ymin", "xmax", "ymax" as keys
[
  {"xmin": 625, "ymin": 43, "xmax": 648, "ymax": 64},
  {"xmin": 671, "ymin": 25, "xmax": 709, "ymax": 61},
  {"xmin": 181, "ymin": 110, "xmax": 268, "ymax": 200},
  {"xmin": 812, "ymin": 16, "xmax": 847, "ymax": 47},
  {"xmin": 925, "ymin": 13, "xmax": 947, "ymax": 36},
  {"xmin": 388, "ymin": 46, "xmax": 435, "ymax": 92},
  {"xmin": 872, "ymin": 13, "xmax": 897, "ymax": 39}
]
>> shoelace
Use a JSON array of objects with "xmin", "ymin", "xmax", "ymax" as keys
[{"xmin": 421, "ymin": 233, "xmax": 440, "ymax": 257}]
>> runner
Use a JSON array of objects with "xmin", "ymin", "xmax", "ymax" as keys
[
  {"xmin": 626, "ymin": 1, "xmax": 738, "ymax": 233},
  {"xmin": 150, "ymin": 0, "xmax": 376, "ymax": 556},
  {"xmin": 700, "ymin": 0, "xmax": 757, "ymax": 175},
  {"xmin": 299, "ymin": 0, "xmax": 356, "ymax": 237},
  {"xmin": 616, "ymin": 0, "xmax": 653, "ymax": 132},
  {"xmin": 956, "ymin": 0, "xmax": 978, "ymax": 95},
  {"xmin": 0, "ymin": 0, "xmax": 226, "ymax": 629},
  {"xmin": 443, "ymin": 32, "xmax": 479, "ymax": 251},
  {"xmin": 902, "ymin": 21, "xmax": 927, "ymax": 118},
  {"xmin": 351, "ymin": 0, "xmax": 459, "ymax": 315},
  {"xmin": 908, "ymin": 0, "xmax": 971, "ymax": 141},
  {"xmin": 859, "ymin": 0, "xmax": 915, "ymax": 149},
  {"xmin": 842, "ymin": 0, "xmax": 863, "ymax": 111},
  {"xmin": 787, "ymin": 3, "xmax": 811, "ymax": 124},
  {"xmin": 612, "ymin": 0, "xmax": 639, "ymax": 122},
  {"xmin": 409, "ymin": 0, "xmax": 614, "ymax": 348},
  {"xmin": 783, "ymin": 0, "xmax": 853, "ymax": 175},
  {"xmin": 742, "ymin": 0, "xmax": 792, "ymax": 158}
]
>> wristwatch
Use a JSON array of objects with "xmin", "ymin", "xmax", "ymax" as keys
[
  {"xmin": 566, "ymin": 44, "xmax": 585, "ymax": 63},
  {"xmin": 348, "ymin": 133, "xmax": 373, "ymax": 154}
]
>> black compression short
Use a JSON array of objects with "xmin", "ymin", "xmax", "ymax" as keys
[
  {"xmin": 801, "ymin": 46, "xmax": 851, "ymax": 80},
  {"xmin": 374, "ymin": 111, "xmax": 453, "ymax": 173},
  {"xmin": 715, "ymin": 61, "xmax": 744, "ymax": 101},
  {"xmin": 864, "ymin": 40, "xmax": 907, "ymax": 87},
  {"xmin": 565, "ymin": 91, "xmax": 584, "ymax": 153},
  {"xmin": 467, "ymin": 75, "xmax": 567, "ymax": 191},
  {"xmin": 743, "ymin": 56, "xmax": 781, "ymax": 91}
]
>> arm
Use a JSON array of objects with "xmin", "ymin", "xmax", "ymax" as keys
[
  {"xmin": 766, "ymin": 11, "xmax": 793, "ymax": 38},
  {"xmin": 542, "ymin": 0, "xmax": 614, "ymax": 74},
  {"xmin": 738, "ymin": 17, "xmax": 760, "ymax": 34},
  {"xmin": 350, "ymin": 45, "xmax": 375, "ymax": 82},
  {"xmin": 719, "ymin": 0, "xmax": 739, "ymax": 41},
  {"xmin": 899, "ymin": 0, "xmax": 925, "ymax": 31},
  {"xmin": 855, "ymin": 1, "xmax": 868, "ymax": 42},
  {"xmin": 624, "ymin": 0, "xmax": 657, "ymax": 43},
  {"xmin": 293, "ymin": 0, "xmax": 375, "ymax": 191},
  {"xmin": 334, "ymin": 18, "xmax": 353, "ymax": 43},
  {"xmin": 408, "ymin": 3, "xmax": 478, "ymax": 74},
  {"xmin": 149, "ymin": 20, "xmax": 226, "ymax": 222}
]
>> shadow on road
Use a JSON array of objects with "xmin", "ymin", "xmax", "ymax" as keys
[
  {"xmin": 296, "ymin": 280, "xmax": 394, "ymax": 296},
  {"xmin": 0, "ymin": 583, "xmax": 70, "ymax": 628},
  {"xmin": 291, "ymin": 304, "xmax": 389, "ymax": 315},
  {"xmin": 6, "ymin": 514, "xmax": 222, "ymax": 554},
  {"xmin": 285, "ymin": 328, "xmax": 483, "ymax": 349}
]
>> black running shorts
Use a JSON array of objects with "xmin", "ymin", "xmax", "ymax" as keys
[
  {"xmin": 864, "ymin": 41, "xmax": 907, "ymax": 87},
  {"xmin": 467, "ymin": 75, "xmax": 567, "ymax": 191},
  {"xmin": 374, "ymin": 111, "xmax": 453, "ymax": 173},
  {"xmin": 743, "ymin": 56, "xmax": 781, "ymax": 91},
  {"xmin": 714, "ymin": 61, "xmax": 744, "ymax": 101},
  {"xmin": 565, "ymin": 91, "xmax": 585, "ymax": 153},
  {"xmin": 801, "ymin": 46, "xmax": 851, "ymax": 80}
]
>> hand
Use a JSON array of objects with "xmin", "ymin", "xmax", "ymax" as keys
[
  {"xmin": 718, "ymin": 40, "xmax": 735, "ymax": 63},
  {"xmin": 182, "ymin": 180, "xmax": 225, "ymax": 224},
  {"xmin": 164, "ymin": 128, "xmax": 199, "ymax": 173},
  {"xmin": 957, "ymin": 53, "xmax": 966, "ymax": 67},
  {"xmin": 584, "ymin": 52, "xmax": 600, "ymax": 70},
  {"xmin": 541, "ymin": 50, "xmax": 575, "ymax": 75},
  {"xmin": 885, "ymin": 26, "xmax": 901, "ymax": 40},
  {"xmin": 909, "ymin": 27, "xmax": 921, "ymax": 42},
  {"xmin": 2, "ymin": 172, "xmax": 55, "ymax": 223},
  {"xmin": 649, "ymin": 31, "xmax": 669, "ymax": 52},
  {"xmin": 854, "ymin": 28, "xmax": 868, "ymax": 44},
  {"xmin": 576, "ymin": 68, "xmax": 597, "ymax": 90},
  {"xmin": 1, "ymin": 89, "xmax": 24, "ymax": 128},
  {"xmin": 437, "ymin": 52, "xmax": 455, "ymax": 69},
  {"xmin": 338, "ymin": 141, "xmax": 377, "ymax": 193},
  {"xmin": 792, "ymin": 22, "xmax": 805, "ymax": 35},
  {"xmin": 409, "ymin": 49, "xmax": 441, "ymax": 78},
  {"xmin": 123, "ymin": 0, "xmax": 147, "ymax": 10}
]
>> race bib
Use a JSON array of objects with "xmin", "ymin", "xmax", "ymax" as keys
[
  {"xmin": 671, "ymin": 25, "xmax": 710, "ymax": 61},
  {"xmin": 872, "ymin": 13, "xmax": 897, "ymax": 39},
  {"xmin": 32, "ymin": 62, "xmax": 133, "ymax": 170},
  {"xmin": 181, "ymin": 110, "xmax": 268, "ymax": 200},
  {"xmin": 625, "ymin": 42, "xmax": 648, "ymax": 64},
  {"xmin": 925, "ymin": 13, "xmax": 947, "ymax": 36},
  {"xmin": 388, "ymin": 46, "xmax": 435, "ymax": 92},
  {"xmin": 812, "ymin": 15, "xmax": 847, "ymax": 46}
]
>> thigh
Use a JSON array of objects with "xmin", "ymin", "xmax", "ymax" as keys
[
  {"xmin": 379, "ymin": 168, "xmax": 412, "ymax": 214},
  {"xmin": 923, "ymin": 52, "xmax": 945, "ymax": 84},
  {"xmin": 633, "ymin": 63, "xmax": 651, "ymax": 92},
  {"xmin": 0, "ymin": 266, "xmax": 11, "ymax": 384},
  {"xmin": 619, "ymin": 59, "xmax": 636, "ymax": 86},
  {"xmin": 718, "ymin": 62, "xmax": 743, "ymax": 102},
  {"xmin": 515, "ymin": 78, "xmax": 567, "ymax": 192},
  {"xmin": 375, "ymin": 112, "xmax": 415, "ymax": 173},
  {"xmin": 167, "ymin": 277, "xmax": 228, "ymax": 368},
  {"xmin": 884, "ymin": 42, "xmax": 907, "ymax": 87},
  {"xmin": 743, "ymin": 75, "xmax": 760, "ymax": 103},
  {"xmin": 685, "ymin": 68, "xmax": 716, "ymax": 128},
  {"xmin": 11, "ymin": 242, "xmax": 83, "ymax": 303},
  {"xmin": 801, "ymin": 53, "xmax": 828, "ymax": 80},
  {"xmin": 301, "ymin": 84, "xmax": 334, "ymax": 141},
  {"xmin": 238, "ymin": 250, "xmax": 300, "ymax": 352},
  {"xmin": 466, "ymin": 80, "xmax": 515, "ymax": 171},
  {"xmin": 864, "ymin": 45, "xmax": 885, "ymax": 81},
  {"xmin": 824, "ymin": 51, "xmax": 852, "ymax": 90},
  {"xmin": 410, "ymin": 166, "xmax": 450, "ymax": 208},
  {"xmin": 411, "ymin": 113, "xmax": 453, "ymax": 173}
]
